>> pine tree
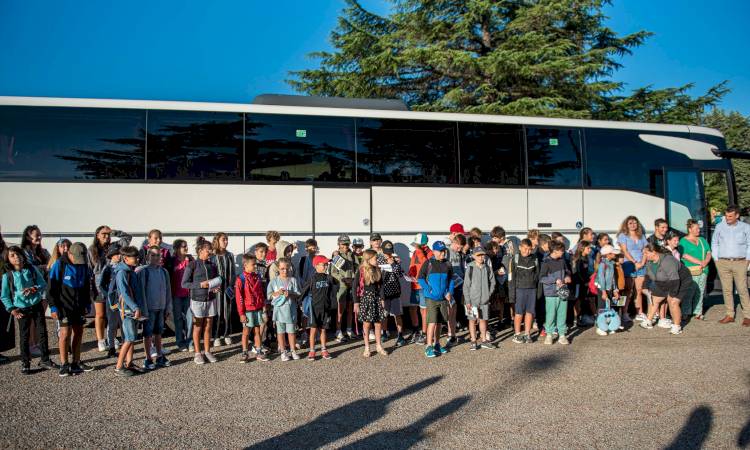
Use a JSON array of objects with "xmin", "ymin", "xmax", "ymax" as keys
[{"xmin": 701, "ymin": 110, "xmax": 750, "ymax": 209}]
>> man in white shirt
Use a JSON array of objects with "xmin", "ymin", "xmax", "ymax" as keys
[{"xmin": 711, "ymin": 204, "xmax": 750, "ymax": 326}]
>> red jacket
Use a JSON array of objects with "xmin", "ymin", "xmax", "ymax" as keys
[
  {"xmin": 409, "ymin": 245, "xmax": 433, "ymax": 290},
  {"xmin": 235, "ymin": 271, "xmax": 265, "ymax": 315}
]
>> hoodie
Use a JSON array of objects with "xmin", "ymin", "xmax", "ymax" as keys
[
  {"xmin": 268, "ymin": 240, "xmax": 295, "ymax": 281},
  {"xmin": 539, "ymin": 257, "xmax": 570, "ymax": 297},
  {"xmin": 418, "ymin": 257, "xmax": 454, "ymax": 301},
  {"xmin": 136, "ymin": 264, "xmax": 172, "ymax": 312},
  {"xmin": 1, "ymin": 266, "xmax": 46, "ymax": 311},
  {"xmin": 114, "ymin": 262, "xmax": 145, "ymax": 315},
  {"xmin": 462, "ymin": 261, "xmax": 495, "ymax": 307},
  {"xmin": 47, "ymin": 259, "xmax": 92, "ymax": 314}
]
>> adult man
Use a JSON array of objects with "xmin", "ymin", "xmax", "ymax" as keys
[
  {"xmin": 711, "ymin": 204, "xmax": 750, "ymax": 326},
  {"xmin": 647, "ymin": 219, "xmax": 669, "ymax": 247}
]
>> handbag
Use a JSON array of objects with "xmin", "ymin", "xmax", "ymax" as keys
[{"xmin": 687, "ymin": 239, "xmax": 706, "ymax": 276}]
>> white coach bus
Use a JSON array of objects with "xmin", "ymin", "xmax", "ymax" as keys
[{"xmin": 0, "ymin": 94, "xmax": 742, "ymax": 258}]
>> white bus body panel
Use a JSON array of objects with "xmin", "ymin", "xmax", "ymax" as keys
[
  {"xmin": 583, "ymin": 190, "xmax": 664, "ymax": 234},
  {"xmin": 528, "ymin": 189, "xmax": 583, "ymax": 232}
]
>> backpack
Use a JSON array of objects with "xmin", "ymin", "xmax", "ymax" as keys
[
  {"xmin": 467, "ymin": 264, "xmax": 492, "ymax": 285},
  {"xmin": 588, "ymin": 272, "xmax": 598, "ymax": 295},
  {"xmin": 4, "ymin": 266, "xmax": 40, "ymax": 301}
]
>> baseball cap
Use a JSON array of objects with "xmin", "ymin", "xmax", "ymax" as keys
[
  {"xmin": 599, "ymin": 245, "xmax": 621, "ymax": 256},
  {"xmin": 337, "ymin": 234, "xmax": 351, "ymax": 245},
  {"xmin": 382, "ymin": 240, "xmax": 395, "ymax": 255},
  {"xmin": 312, "ymin": 255, "xmax": 329, "ymax": 266},
  {"xmin": 411, "ymin": 233, "xmax": 428, "ymax": 247},
  {"xmin": 69, "ymin": 242, "xmax": 87, "ymax": 265},
  {"xmin": 471, "ymin": 247, "xmax": 487, "ymax": 256},
  {"xmin": 432, "ymin": 241, "xmax": 447, "ymax": 252},
  {"xmin": 370, "ymin": 233, "xmax": 382, "ymax": 241},
  {"xmin": 352, "ymin": 238, "xmax": 364, "ymax": 247},
  {"xmin": 449, "ymin": 223, "xmax": 466, "ymax": 234}
]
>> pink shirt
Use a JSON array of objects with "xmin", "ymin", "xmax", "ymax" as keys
[{"xmin": 172, "ymin": 257, "xmax": 191, "ymax": 298}]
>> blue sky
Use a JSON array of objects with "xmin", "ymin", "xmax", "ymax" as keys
[{"xmin": 0, "ymin": 0, "xmax": 747, "ymax": 115}]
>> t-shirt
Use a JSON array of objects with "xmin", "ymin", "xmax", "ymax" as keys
[
  {"xmin": 617, "ymin": 233, "xmax": 647, "ymax": 262},
  {"xmin": 299, "ymin": 272, "xmax": 336, "ymax": 311},
  {"xmin": 679, "ymin": 236, "xmax": 710, "ymax": 275},
  {"xmin": 171, "ymin": 258, "xmax": 191, "ymax": 298}
]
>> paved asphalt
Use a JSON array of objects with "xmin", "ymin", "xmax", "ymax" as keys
[{"xmin": 1, "ymin": 293, "xmax": 748, "ymax": 449}]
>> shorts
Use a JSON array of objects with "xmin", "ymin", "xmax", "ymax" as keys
[
  {"xmin": 622, "ymin": 261, "xmax": 646, "ymax": 278},
  {"xmin": 309, "ymin": 307, "xmax": 332, "ymax": 329},
  {"xmin": 122, "ymin": 316, "xmax": 138, "ymax": 343},
  {"xmin": 426, "ymin": 299, "xmax": 449, "ymax": 324},
  {"xmin": 191, "ymin": 299, "xmax": 217, "ymax": 318},
  {"xmin": 652, "ymin": 280, "xmax": 680, "ymax": 299},
  {"xmin": 57, "ymin": 308, "xmax": 86, "ymax": 327},
  {"xmin": 142, "ymin": 309, "xmax": 165, "ymax": 337},
  {"xmin": 93, "ymin": 293, "xmax": 106, "ymax": 304},
  {"xmin": 515, "ymin": 288, "xmax": 537, "ymax": 316},
  {"xmin": 384, "ymin": 296, "xmax": 402, "ymax": 317},
  {"xmin": 465, "ymin": 304, "xmax": 490, "ymax": 320},
  {"xmin": 411, "ymin": 289, "xmax": 427, "ymax": 309},
  {"xmin": 243, "ymin": 310, "xmax": 264, "ymax": 328},
  {"xmin": 276, "ymin": 321, "xmax": 296, "ymax": 334}
]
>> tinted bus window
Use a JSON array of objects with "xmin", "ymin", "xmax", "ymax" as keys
[
  {"xmin": 585, "ymin": 129, "xmax": 692, "ymax": 197},
  {"xmin": 526, "ymin": 127, "xmax": 582, "ymax": 187},
  {"xmin": 356, "ymin": 118, "xmax": 456, "ymax": 184},
  {"xmin": 147, "ymin": 110, "xmax": 242, "ymax": 181},
  {"xmin": 245, "ymin": 114, "xmax": 355, "ymax": 182},
  {"xmin": 0, "ymin": 106, "xmax": 145, "ymax": 180},
  {"xmin": 459, "ymin": 123, "xmax": 524, "ymax": 185}
]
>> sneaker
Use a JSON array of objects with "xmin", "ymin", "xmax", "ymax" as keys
[
  {"xmin": 635, "ymin": 313, "xmax": 648, "ymax": 322},
  {"xmin": 446, "ymin": 336, "xmax": 458, "ymax": 347},
  {"xmin": 544, "ymin": 335, "xmax": 554, "ymax": 345},
  {"xmin": 425, "ymin": 345, "xmax": 437, "ymax": 358},
  {"xmin": 558, "ymin": 336, "xmax": 569, "ymax": 345},
  {"xmin": 37, "ymin": 359, "xmax": 58, "ymax": 370},
  {"xmin": 127, "ymin": 363, "xmax": 145, "ymax": 374},
  {"xmin": 178, "ymin": 346, "xmax": 189, "ymax": 353},
  {"xmin": 416, "ymin": 333, "xmax": 426, "ymax": 345},
  {"xmin": 409, "ymin": 332, "xmax": 420, "ymax": 344},
  {"xmin": 622, "ymin": 313, "xmax": 633, "ymax": 323},
  {"xmin": 670, "ymin": 325, "xmax": 683, "ymax": 335},
  {"xmin": 307, "ymin": 351, "xmax": 316, "ymax": 361},
  {"xmin": 59, "ymin": 363, "xmax": 71, "ymax": 377},
  {"xmin": 224, "ymin": 336, "xmax": 233, "ymax": 346},
  {"xmin": 596, "ymin": 328, "xmax": 608, "ymax": 336},
  {"xmin": 114, "ymin": 338, "xmax": 121, "ymax": 351},
  {"xmin": 290, "ymin": 351, "xmax": 300, "ymax": 360},
  {"xmin": 161, "ymin": 346, "xmax": 171, "ymax": 355},
  {"xmin": 115, "ymin": 366, "xmax": 136, "ymax": 377},
  {"xmin": 512, "ymin": 334, "xmax": 525, "ymax": 344},
  {"xmin": 321, "ymin": 349, "xmax": 332, "ymax": 360},
  {"xmin": 97, "ymin": 339, "xmax": 108, "ymax": 352},
  {"xmin": 239, "ymin": 352, "xmax": 251, "ymax": 364},
  {"xmin": 657, "ymin": 319, "xmax": 671, "ymax": 329},
  {"xmin": 540, "ymin": 329, "xmax": 547, "ymax": 338},
  {"xmin": 532, "ymin": 321, "xmax": 539, "ymax": 331},
  {"xmin": 204, "ymin": 351, "xmax": 218, "ymax": 363},
  {"xmin": 143, "ymin": 359, "xmax": 156, "ymax": 371},
  {"xmin": 155, "ymin": 356, "xmax": 171, "ymax": 368},
  {"xmin": 369, "ymin": 331, "xmax": 375, "ymax": 342},
  {"xmin": 469, "ymin": 342, "xmax": 479, "ymax": 351},
  {"xmin": 639, "ymin": 320, "xmax": 654, "ymax": 330},
  {"xmin": 480, "ymin": 341, "xmax": 495, "ymax": 349},
  {"xmin": 609, "ymin": 330, "xmax": 617, "ymax": 335},
  {"xmin": 149, "ymin": 346, "xmax": 158, "ymax": 359},
  {"xmin": 212, "ymin": 338, "xmax": 223, "ymax": 348},
  {"xmin": 21, "ymin": 364, "xmax": 31, "ymax": 375},
  {"xmin": 72, "ymin": 361, "xmax": 95, "ymax": 372},
  {"xmin": 280, "ymin": 351, "xmax": 290, "ymax": 362},
  {"xmin": 395, "ymin": 335, "xmax": 406, "ymax": 347},
  {"xmin": 107, "ymin": 348, "xmax": 117, "ymax": 358},
  {"xmin": 346, "ymin": 329, "xmax": 355, "ymax": 339},
  {"xmin": 194, "ymin": 353, "xmax": 206, "ymax": 365},
  {"xmin": 435, "ymin": 343, "xmax": 448, "ymax": 354}
]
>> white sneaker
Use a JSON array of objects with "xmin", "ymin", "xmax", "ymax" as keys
[
  {"xmin": 346, "ymin": 329, "xmax": 354, "ymax": 339},
  {"xmin": 280, "ymin": 351, "xmax": 290, "ymax": 362},
  {"xmin": 639, "ymin": 320, "xmax": 654, "ymax": 330},
  {"xmin": 532, "ymin": 321, "xmax": 539, "ymax": 331},
  {"xmin": 203, "ymin": 351, "xmax": 218, "ymax": 363},
  {"xmin": 596, "ymin": 328, "xmax": 607, "ymax": 336},
  {"xmin": 213, "ymin": 338, "xmax": 222, "ymax": 348},
  {"xmin": 635, "ymin": 313, "xmax": 648, "ymax": 322},
  {"xmin": 336, "ymin": 331, "xmax": 344, "ymax": 342},
  {"xmin": 97, "ymin": 339, "xmax": 108, "ymax": 352},
  {"xmin": 161, "ymin": 346, "xmax": 171, "ymax": 355},
  {"xmin": 290, "ymin": 351, "xmax": 300, "ymax": 360},
  {"xmin": 150, "ymin": 345, "xmax": 158, "ymax": 359},
  {"xmin": 664, "ymin": 318, "xmax": 673, "ymax": 325},
  {"xmin": 193, "ymin": 353, "xmax": 205, "ymax": 365},
  {"xmin": 670, "ymin": 325, "xmax": 682, "ymax": 335},
  {"xmin": 657, "ymin": 319, "xmax": 671, "ymax": 329},
  {"xmin": 369, "ymin": 331, "xmax": 375, "ymax": 342},
  {"xmin": 114, "ymin": 338, "xmax": 121, "ymax": 350},
  {"xmin": 558, "ymin": 335, "xmax": 569, "ymax": 345},
  {"xmin": 224, "ymin": 337, "xmax": 233, "ymax": 346},
  {"xmin": 544, "ymin": 335, "xmax": 554, "ymax": 345}
]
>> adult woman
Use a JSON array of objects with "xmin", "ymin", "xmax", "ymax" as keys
[
  {"xmin": 353, "ymin": 249, "xmax": 387, "ymax": 357},
  {"xmin": 168, "ymin": 239, "xmax": 193, "ymax": 352},
  {"xmin": 679, "ymin": 219, "xmax": 712, "ymax": 320},
  {"xmin": 617, "ymin": 216, "xmax": 648, "ymax": 322},
  {"xmin": 210, "ymin": 232, "xmax": 236, "ymax": 348},
  {"xmin": 640, "ymin": 244, "xmax": 684, "ymax": 335},
  {"xmin": 181, "ymin": 237, "xmax": 219, "ymax": 365},
  {"xmin": 88, "ymin": 225, "xmax": 132, "ymax": 352}
]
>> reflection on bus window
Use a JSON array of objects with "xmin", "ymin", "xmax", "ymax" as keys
[
  {"xmin": 526, "ymin": 127, "xmax": 582, "ymax": 187},
  {"xmin": 459, "ymin": 123, "xmax": 524, "ymax": 186}
]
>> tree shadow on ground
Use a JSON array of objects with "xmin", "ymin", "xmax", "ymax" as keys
[{"xmin": 664, "ymin": 405, "xmax": 713, "ymax": 450}]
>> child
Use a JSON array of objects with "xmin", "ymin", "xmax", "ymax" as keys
[
  {"xmin": 166, "ymin": 239, "xmax": 193, "ymax": 352},
  {"xmin": 539, "ymin": 241, "xmax": 572, "ymax": 345},
  {"xmin": 99, "ymin": 246, "xmax": 124, "ymax": 357},
  {"xmin": 253, "ymin": 242, "xmax": 271, "ymax": 353},
  {"xmin": 137, "ymin": 246, "xmax": 172, "ymax": 370},
  {"xmin": 354, "ymin": 250, "xmax": 387, "ymax": 356},
  {"xmin": 509, "ymin": 239, "xmax": 539, "ymax": 343},
  {"xmin": 571, "ymin": 241, "xmax": 593, "ymax": 327},
  {"xmin": 408, "ymin": 233, "xmax": 432, "ymax": 344},
  {"xmin": 535, "ymin": 234, "xmax": 552, "ymax": 335},
  {"xmin": 1, "ymin": 246, "xmax": 55, "ymax": 374},
  {"xmin": 418, "ymin": 241, "xmax": 454, "ymax": 358},
  {"xmin": 181, "ymin": 238, "xmax": 220, "ymax": 365},
  {"xmin": 265, "ymin": 231, "xmax": 281, "ymax": 264},
  {"xmin": 48, "ymin": 242, "xmax": 94, "ymax": 376},
  {"xmin": 330, "ymin": 235, "xmax": 357, "ymax": 342},
  {"xmin": 235, "ymin": 254, "xmax": 269, "ymax": 363},
  {"xmin": 298, "ymin": 255, "xmax": 338, "ymax": 360},
  {"xmin": 491, "ymin": 226, "xmax": 515, "ymax": 323},
  {"xmin": 211, "ymin": 232, "xmax": 236, "ymax": 348},
  {"xmin": 594, "ymin": 245, "xmax": 621, "ymax": 336},
  {"xmin": 352, "ymin": 238, "xmax": 365, "ymax": 266},
  {"xmin": 526, "ymin": 229, "xmax": 540, "ymax": 252},
  {"xmin": 139, "ymin": 229, "xmax": 170, "ymax": 266},
  {"xmin": 447, "ymin": 233, "xmax": 467, "ymax": 345},
  {"xmin": 381, "ymin": 240, "xmax": 406, "ymax": 347},
  {"xmin": 269, "ymin": 240, "xmax": 295, "ymax": 281},
  {"xmin": 267, "ymin": 258, "xmax": 301, "ymax": 361},
  {"xmin": 485, "ymin": 241, "xmax": 506, "ymax": 327},
  {"xmin": 114, "ymin": 246, "xmax": 146, "ymax": 376},
  {"xmin": 462, "ymin": 247, "xmax": 496, "ymax": 350}
]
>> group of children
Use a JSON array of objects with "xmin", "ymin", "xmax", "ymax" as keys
[{"xmin": 0, "ymin": 215, "xmax": 705, "ymax": 375}]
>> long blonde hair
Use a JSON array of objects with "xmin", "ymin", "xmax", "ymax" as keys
[
  {"xmin": 361, "ymin": 249, "xmax": 382, "ymax": 285},
  {"xmin": 212, "ymin": 232, "xmax": 229, "ymax": 254}
]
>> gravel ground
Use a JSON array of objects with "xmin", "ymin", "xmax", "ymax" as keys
[{"xmin": 1, "ymin": 293, "xmax": 749, "ymax": 449}]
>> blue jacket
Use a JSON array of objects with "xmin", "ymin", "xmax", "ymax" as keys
[
  {"xmin": 418, "ymin": 257, "xmax": 454, "ymax": 301},
  {"xmin": 539, "ymin": 257, "xmax": 570, "ymax": 297},
  {"xmin": 114, "ymin": 262, "xmax": 145, "ymax": 315},
  {"xmin": 47, "ymin": 259, "xmax": 91, "ymax": 314},
  {"xmin": 1, "ymin": 266, "xmax": 46, "ymax": 311}
]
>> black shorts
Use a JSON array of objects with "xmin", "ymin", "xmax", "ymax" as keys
[
  {"xmin": 309, "ymin": 307, "xmax": 332, "ymax": 329},
  {"xmin": 652, "ymin": 280, "xmax": 680, "ymax": 299},
  {"xmin": 57, "ymin": 308, "xmax": 86, "ymax": 327},
  {"xmin": 515, "ymin": 288, "xmax": 536, "ymax": 316}
]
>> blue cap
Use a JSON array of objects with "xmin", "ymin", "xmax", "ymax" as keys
[{"xmin": 432, "ymin": 241, "xmax": 447, "ymax": 252}]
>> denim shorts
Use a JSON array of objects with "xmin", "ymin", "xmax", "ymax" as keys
[
  {"xmin": 276, "ymin": 321, "xmax": 296, "ymax": 334},
  {"xmin": 243, "ymin": 310, "xmax": 264, "ymax": 328},
  {"xmin": 622, "ymin": 261, "xmax": 646, "ymax": 278},
  {"xmin": 142, "ymin": 309, "xmax": 164, "ymax": 337},
  {"xmin": 122, "ymin": 316, "xmax": 138, "ymax": 343},
  {"xmin": 411, "ymin": 289, "xmax": 426, "ymax": 308}
]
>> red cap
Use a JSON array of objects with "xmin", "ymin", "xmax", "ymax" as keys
[
  {"xmin": 312, "ymin": 255, "xmax": 329, "ymax": 266},
  {"xmin": 449, "ymin": 223, "xmax": 466, "ymax": 234}
]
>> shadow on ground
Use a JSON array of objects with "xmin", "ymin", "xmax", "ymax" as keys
[{"xmin": 664, "ymin": 405, "xmax": 713, "ymax": 450}]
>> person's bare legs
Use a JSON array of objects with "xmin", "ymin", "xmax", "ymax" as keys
[
  {"xmin": 94, "ymin": 302, "xmax": 107, "ymax": 344},
  {"xmin": 192, "ymin": 319, "xmax": 203, "ymax": 354},
  {"xmin": 479, "ymin": 319, "xmax": 488, "ymax": 343},
  {"xmin": 362, "ymin": 322, "xmax": 371, "ymax": 354},
  {"xmin": 58, "ymin": 325, "xmax": 70, "ymax": 364},
  {"xmin": 668, "ymin": 297, "xmax": 682, "ymax": 328},
  {"xmin": 634, "ymin": 276, "xmax": 645, "ymax": 315},
  {"xmin": 203, "ymin": 318, "xmax": 213, "ymax": 353}
]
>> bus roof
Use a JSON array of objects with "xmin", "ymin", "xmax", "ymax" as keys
[{"xmin": 0, "ymin": 95, "xmax": 724, "ymax": 138}]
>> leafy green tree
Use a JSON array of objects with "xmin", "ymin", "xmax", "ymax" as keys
[
  {"xmin": 701, "ymin": 110, "xmax": 750, "ymax": 209},
  {"xmin": 289, "ymin": 0, "xmax": 726, "ymax": 121}
]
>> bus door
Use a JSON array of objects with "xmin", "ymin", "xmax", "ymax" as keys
[
  {"xmin": 313, "ymin": 187, "xmax": 371, "ymax": 249},
  {"xmin": 664, "ymin": 168, "xmax": 706, "ymax": 234}
]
